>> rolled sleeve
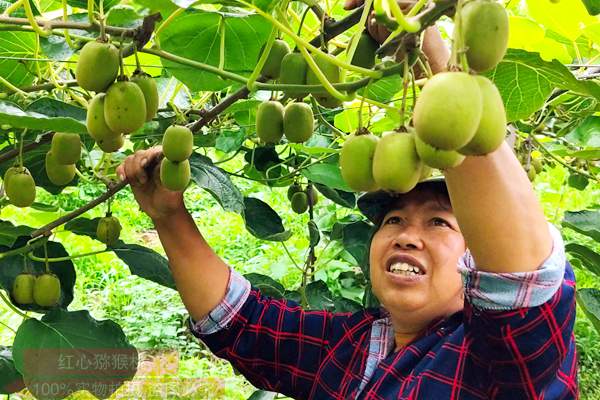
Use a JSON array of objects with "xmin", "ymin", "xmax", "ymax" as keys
[
  {"xmin": 189, "ymin": 267, "xmax": 251, "ymax": 335},
  {"xmin": 459, "ymin": 222, "xmax": 566, "ymax": 311}
]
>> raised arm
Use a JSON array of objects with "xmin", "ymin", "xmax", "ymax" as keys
[{"xmin": 116, "ymin": 147, "xmax": 230, "ymax": 321}]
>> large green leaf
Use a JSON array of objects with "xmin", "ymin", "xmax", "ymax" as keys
[
  {"xmin": 314, "ymin": 183, "xmax": 356, "ymax": 208},
  {"xmin": 566, "ymin": 243, "xmax": 600, "ymax": 277},
  {"xmin": 0, "ymin": 237, "xmax": 76, "ymax": 312},
  {"xmin": 0, "ymin": 99, "xmax": 87, "ymax": 134},
  {"xmin": 305, "ymin": 280, "xmax": 335, "ymax": 310},
  {"xmin": 577, "ymin": 288, "xmax": 600, "ymax": 333},
  {"xmin": 39, "ymin": 14, "xmax": 94, "ymax": 61},
  {"xmin": 342, "ymin": 220, "xmax": 375, "ymax": 272},
  {"xmin": 244, "ymin": 273, "xmax": 285, "ymax": 298},
  {"xmin": 64, "ymin": 217, "xmax": 177, "ymax": 289},
  {"xmin": 12, "ymin": 309, "xmax": 138, "ymax": 400},
  {"xmin": 302, "ymin": 161, "xmax": 352, "ymax": 192},
  {"xmin": 358, "ymin": 72, "xmax": 402, "ymax": 103},
  {"xmin": 242, "ymin": 197, "xmax": 292, "ymax": 241},
  {"xmin": 485, "ymin": 49, "xmax": 600, "ymax": 121},
  {"xmin": 0, "ymin": 220, "xmax": 34, "ymax": 247},
  {"xmin": 526, "ymin": 0, "xmax": 596, "ymax": 41},
  {"xmin": 582, "ymin": 0, "xmax": 600, "ymax": 15},
  {"xmin": 189, "ymin": 153, "xmax": 245, "ymax": 213},
  {"xmin": 562, "ymin": 210, "xmax": 600, "ymax": 241},
  {"xmin": 564, "ymin": 116, "xmax": 600, "ymax": 147},
  {"xmin": 0, "ymin": 31, "xmax": 36, "ymax": 88},
  {"xmin": 158, "ymin": 10, "xmax": 271, "ymax": 91},
  {"xmin": 0, "ymin": 347, "xmax": 25, "ymax": 395}
]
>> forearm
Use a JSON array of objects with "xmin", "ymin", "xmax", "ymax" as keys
[
  {"xmin": 443, "ymin": 142, "xmax": 553, "ymax": 273},
  {"xmin": 422, "ymin": 26, "xmax": 450, "ymax": 74},
  {"xmin": 153, "ymin": 209, "xmax": 230, "ymax": 321}
]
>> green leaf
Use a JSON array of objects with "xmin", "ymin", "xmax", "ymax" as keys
[
  {"xmin": 0, "ymin": 99, "xmax": 87, "ymax": 134},
  {"xmin": 189, "ymin": 153, "xmax": 244, "ymax": 213},
  {"xmin": 485, "ymin": 49, "xmax": 600, "ymax": 121},
  {"xmin": 566, "ymin": 243, "xmax": 600, "ymax": 277},
  {"xmin": 244, "ymin": 273, "xmax": 285, "ymax": 298},
  {"xmin": 12, "ymin": 309, "xmax": 137, "ymax": 400},
  {"xmin": 308, "ymin": 220, "xmax": 320, "ymax": 247},
  {"xmin": 577, "ymin": 288, "xmax": 600, "ymax": 334},
  {"xmin": 562, "ymin": 210, "xmax": 600, "ymax": 241},
  {"xmin": 582, "ymin": 0, "xmax": 600, "ymax": 16},
  {"xmin": 564, "ymin": 116, "xmax": 600, "ymax": 147},
  {"xmin": 247, "ymin": 389, "xmax": 277, "ymax": 400},
  {"xmin": 64, "ymin": 217, "xmax": 176, "ymax": 289},
  {"xmin": 333, "ymin": 297, "xmax": 362, "ymax": 313},
  {"xmin": 358, "ymin": 73, "xmax": 402, "ymax": 103},
  {"xmin": 0, "ymin": 238, "xmax": 76, "ymax": 313},
  {"xmin": 39, "ymin": 14, "xmax": 94, "ymax": 61},
  {"xmin": 106, "ymin": 5, "xmax": 143, "ymax": 27},
  {"xmin": 314, "ymin": 183, "xmax": 356, "ymax": 208},
  {"xmin": 0, "ymin": 347, "xmax": 25, "ymax": 395},
  {"xmin": 242, "ymin": 197, "xmax": 292, "ymax": 241},
  {"xmin": 342, "ymin": 221, "xmax": 375, "ymax": 271},
  {"xmin": 215, "ymin": 128, "xmax": 246, "ymax": 153},
  {"xmin": 0, "ymin": 220, "xmax": 34, "ymax": 247},
  {"xmin": 158, "ymin": 10, "xmax": 271, "ymax": 91},
  {"xmin": 66, "ymin": 0, "xmax": 120, "ymax": 10},
  {"xmin": 0, "ymin": 31, "xmax": 36, "ymax": 88},
  {"xmin": 302, "ymin": 161, "xmax": 352, "ymax": 192},
  {"xmin": 305, "ymin": 280, "xmax": 335, "ymax": 310},
  {"xmin": 567, "ymin": 173, "xmax": 589, "ymax": 190},
  {"xmin": 112, "ymin": 243, "xmax": 177, "ymax": 290}
]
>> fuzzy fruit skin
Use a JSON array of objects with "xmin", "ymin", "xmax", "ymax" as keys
[
  {"xmin": 415, "ymin": 136, "xmax": 466, "ymax": 170},
  {"xmin": 351, "ymin": 32, "xmax": 378, "ymax": 69},
  {"xmin": 256, "ymin": 101, "xmax": 285, "ymax": 144},
  {"xmin": 162, "ymin": 125, "xmax": 193, "ymax": 162},
  {"xmin": 104, "ymin": 81, "xmax": 147, "ymax": 134},
  {"xmin": 459, "ymin": 76, "xmax": 506, "ymax": 155},
  {"xmin": 340, "ymin": 133, "xmax": 379, "ymax": 192},
  {"xmin": 419, "ymin": 165, "xmax": 433, "ymax": 181},
  {"xmin": 76, "ymin": 41, "xmax": 119, "ymax": 92},
  {"xmin": 97, "ymin": 134, "xmax": 124, "ymax": 153},
  {"xmin": 306, "ymin": 56, "xmax": 343, "ymax": 108},
  {"xmin": 51, "ymin": 132, "xmax": 81, "ymax": 164},
  {"xmin": 160, "ymin": 159, "xmax": 191, "ymax": 191},
  {"xmin": 414, "ymin": 72, "xmax": 482, "ymax": 150},
  {"xmin": 287, "ymin": 183, "xmax": 302, "ymax": 201},
  {"xmin": 283, "ymin": 102, "xmax": 314, "ymax": 143},
  {"xmin": 291, "ymin": 191, "xmax": 308, "ymax": 214},
  {"xmin": 4, "ymin": 166, "xmax": 20, "ymax": 186},
  {"xmin": 45, "ymin": 151, "xmax": 76, "ymax": 186},
  {"xmin": 96, "ymin": 215, "xmax": 122, "ymax": 246},
  {"xmin": 33, "ymin": 274, "xmax": 61, "ymax": 307},
  {"xmin": 461, "ymin": 0, "xmax": 509, "ymax": 72},
  {"xmin": 527, "ymin": 167, "xmax": 536, "ymax": 181},
  {"xmin": 261, "ymin": 39, "xmax": 291, "ymax": 79},
  {"xmin": 12, "ymin": 274, "xmax": 35, "ymax": 305},
  {"xmin": 131, "ymin": 73, "xmax": 159, "ymax": 121},
  {"xmin": 280, "ymin": 52, "xmax": 308, "ymax": 98},
  {"xmin": 6, "ymin": 169, "xmax": 36, "ymax": 207},
  {"xmin": 87, "ymin": 93, "xmax": 118, "ymax": 142},
  {"xmin": 307, "ymin": 186, "xmax": 318, "ymax": 206},
  {"xmin": 532, "ymin": 158, "xmax": 543, "ymax": 174},
  {"xmin": 372, "ymin": 132, "xmax": 423, "ymax": 193}
]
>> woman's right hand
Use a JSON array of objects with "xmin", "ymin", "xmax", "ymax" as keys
[{"xmin": 116, "ymin": 146, "xmax": 186, "ymax": 222}]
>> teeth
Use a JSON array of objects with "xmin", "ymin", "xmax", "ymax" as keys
[{"xmin": 389, "ymin": 262, "xmax": 422, "ymax": 275}]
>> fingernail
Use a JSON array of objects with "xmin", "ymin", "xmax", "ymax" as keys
[
  {"xmin": 119, "ymin": 173, "xmax": 125, "ymax": 182},
  {"xmin": 141, "ymin": 158, "xmax": 148, "ymax": 167}
]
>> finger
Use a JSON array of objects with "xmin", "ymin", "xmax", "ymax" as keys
[
  {"xmin": 116, "ymin": 164, "xmax": 126, "ymax": 182},
  {"xmin": 133, "ymin": 151, "xmax": 149, "ymax": 185},
  {"xmin": 138, "ymin": 146, "xmax": 164, "ymax": 172},
  {"xmin": 123, "ymin": 154, "xmax": 142, "ymax": 187}
]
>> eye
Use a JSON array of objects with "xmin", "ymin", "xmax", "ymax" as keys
[
  {"xmin": 384, "ymin": 216, "xmax": 402, "ymax": 225},
  {"xmin": 431, "ymin": 217, "xmax": 451, "ymax": 227}
]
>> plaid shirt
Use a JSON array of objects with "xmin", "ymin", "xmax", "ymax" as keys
[{"xmin": 190, "ymin": 223, "xmax": 578, "ymax": 399}]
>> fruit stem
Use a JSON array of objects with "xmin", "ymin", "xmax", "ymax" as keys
[
  {"xmin": 218, "ymin": 15, "xmax": 226, "ymax": 72},
  {"xmin": 298, "ymin": 44, "xmax": 352, "ymax": 102},
  {"xmin": 0, "ymin": 76, "xmax": 29, "ymax": 96},
  {"xmin": 87, "ymin": 0, "xmax": 95, "ymax": 24},
  {"xmin": 2, "ymin": 0, "xmax": 24, "ymax": 16},
  {"xmin": 247, "ymin": 26, "xmax": 277, "ymax": 91},
  {"xmin": 407, "ymin": 0, "xmax": 429, "ymax": 17},
  {"xmin": 133, "ymin": 43, "xmax": 142, "ymax": 71},
  {"xmin": 27, "ymin": 248, "xmax": 110, "ymax": 263},
  {"xmin": 23, "ymin": 0, "xmax": 50, "ymax": 37},
  {"xmin": 17, "ymin": 129, "xmax": 25, "ymax": 168},
  {"xmin": 240, "ymin": 0, "xmax": 382, "ymax": 79},
  {"xmin": 296, "ymin": 5, "xmax": 311, "ymax": 39},
  {"xmin": 450, "ymin": 0, "xmax": 468, "ymax": 71},
  {"xmin": 43, "ymin": 243, "xmax": 50, "ymax": 273},
  {"xmin": 61, "ymin": 0, "xmax": 76, "ymax": 49},
  {"xmin": 0, "ymin": 235, "xmax": 49, "ymax": 261},
  {"xmin": 0, "ymin": 291, "xmax": 29, "ymax": 319}
]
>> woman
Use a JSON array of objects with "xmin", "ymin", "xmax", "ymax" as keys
[{"xmin": 116, "ymin": 28, "xmax": 577, "ymax": 400}]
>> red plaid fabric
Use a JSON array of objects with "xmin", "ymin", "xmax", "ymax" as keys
[{"xmin": 190, "ymin": 226, "xmax": 577, "ymax": 399}]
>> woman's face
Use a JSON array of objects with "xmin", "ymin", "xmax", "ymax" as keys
[{"xmin": 369, "ymin": 189, "xmax": 466, "ymax": 324}]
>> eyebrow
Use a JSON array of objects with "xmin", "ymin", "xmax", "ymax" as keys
[{"xmin": 390, "ymin": 201, "xmax": 452, "ymax": 213}]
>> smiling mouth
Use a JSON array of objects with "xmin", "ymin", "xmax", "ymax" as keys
[{"xmin": 388, "ymin": 262, "xmax": 425, "ymax": 276}]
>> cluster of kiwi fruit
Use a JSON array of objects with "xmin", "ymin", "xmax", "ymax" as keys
[
  {"xmin": 260, "ymin": 38, "xmax": 343, "ymax": 109},
  {"xmin": 340, "ymin": 0, "xmax": 509, "ymax": 194},
  {"xmin": 12, "ymin": 272, "xmax": 61, "ymax": 308},
  {"xmin": 79, "ymin": 39, "xmax": 158, "ymax": 153},
  {"xmin": 256, "ymin": 100, "xmax": 314, "ymax": 145},
  {"xmin": 287, "ymin": 183, "xmax": 319, "ymax": 214},
  {"xmin": 45, "ymin": 132, "xmax": 81, "ymax": 186},
  {"xmin": 159, "ymin": 125, "xmax": 193, "ymax": 191}
]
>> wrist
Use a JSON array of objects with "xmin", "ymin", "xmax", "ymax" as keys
[{"xmin": 152, "ymin": 207, "xmax": 190, "ymax": 229}]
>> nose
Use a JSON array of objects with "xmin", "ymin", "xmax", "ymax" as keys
[{"xmin": 391, "ymin": 225, "xmax": 424, "ymax": 250}]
